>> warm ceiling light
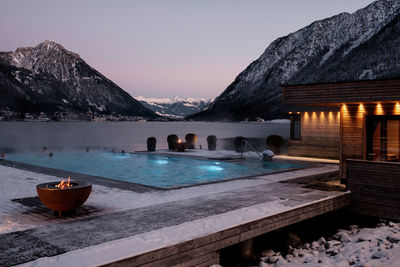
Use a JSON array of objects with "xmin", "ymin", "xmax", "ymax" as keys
[
  {"xmin": 311, "ymin": 112, "xmax": 317, "ymax": 122},
  {"xmin": 376, "ymin": 103, "xmax": 384, "ymax": 115},
  {"xmin": 395, "ymin": 102, "xmax": 400, "ymax": 115}
]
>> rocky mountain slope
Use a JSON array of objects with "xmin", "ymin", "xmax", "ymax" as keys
[
  {"xmin": 136, "ymin": 96, "xmax": 210, "ymax": 118},
  {"xmin": 190, "ymin": 0, "xmax": 400, "ymax": 121},
  {"xmin": 0, "ymin": 41, "xmax": 157, "ymax": 120}
]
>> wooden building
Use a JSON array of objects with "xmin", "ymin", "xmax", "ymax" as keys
[{"xmin": 282, "ymin": 79, "xmax": 400, "ymax": 220}]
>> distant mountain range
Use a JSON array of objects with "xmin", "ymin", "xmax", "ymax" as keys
[
  {"xmin": 136, "ymin": 96, "xmax": 211, "ymax": 119},
  {"xmin": 2, "ymin": 0, "xmax": 400, "ymax": 122},
  {"xmin": 190, "ymin": 0, "xmax": 400, "ymax": 121},
  {"xmin": 0, "ymin": 40, "xmax": 157, "ymax": 120}
]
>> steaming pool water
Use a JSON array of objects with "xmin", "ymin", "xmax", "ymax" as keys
[{"xmin": 6, "ymin": 151, "xmax": 304, "ymax": 189}]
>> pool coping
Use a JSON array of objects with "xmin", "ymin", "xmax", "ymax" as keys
[
  {"xmin": 0, "ymin": 152, "xmax": 332, "ymax": 191},
  {"xmin": 0, "ymin": 159, "xmax": 161, "ymax": 193}
]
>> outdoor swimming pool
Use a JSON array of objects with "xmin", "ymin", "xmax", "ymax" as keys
[{"xmin": 6, "ymin": 151, "xmax": 304, "ymax": 188}]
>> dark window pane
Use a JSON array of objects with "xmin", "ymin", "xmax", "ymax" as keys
[
  {"xmin": 366, "ymin": 116, "xmax": 400, "ymax": 162},
  {"xmin": 290, "ymin": 114, "xmax": 301, "ymax": 140}
]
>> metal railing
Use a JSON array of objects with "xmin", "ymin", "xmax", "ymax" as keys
[{"xmin": 240, "ymin": 139, "xmax": 262, "ymax": 160}]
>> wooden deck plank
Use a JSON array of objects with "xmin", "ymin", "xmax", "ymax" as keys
[{"xmin": 101, "ymin": 193, "xmax": 350, "ymax": 267}]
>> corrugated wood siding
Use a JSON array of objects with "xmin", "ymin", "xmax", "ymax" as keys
[
  {"xmin": 340, "ymin": 103, "xmax": 400, "ymax": 178},
  {"xmin": 340, "ymin": 104, "xmax": 364, "ymax": 178},
  {"xmin": 288, "ymin": 111, "xmax": 340, "ymax": 159},
  {"xmin": 283, "ymin": 79, "xmax": 400, "ymax": 105},
  {"xmin": 347, "ymin": 159, "xmax": 400, "ymax": 221}
]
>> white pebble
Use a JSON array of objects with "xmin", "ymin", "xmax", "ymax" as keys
[
  {"xmin": 274, "ymin": 257, "xmax": 287, "ymax": 267},
  {"xmin": 268, "ymin": 255, "xmax": 279, "ymax": 263},
  {"xmin": 318, "ymin": 237, "xmax": 327, "ymax": 245},
  {"xmin": 387, "ymin": 234, "xmax": 400, "ymax": 243},
  {"xmin": 372, "ymin": 250, "xmax": 391, "ymax": 259},
  {"xmin": 334, "ymin": 232, "xmax": 352, "ymax": 243},
  {"xmin": 303, "ymin": 254, "xmax": 315, "ymax": 263}
]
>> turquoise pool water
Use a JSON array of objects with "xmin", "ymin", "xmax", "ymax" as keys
[{"xmin": 7, "ymin": 151, "xmax": 304, "ymax": 188}]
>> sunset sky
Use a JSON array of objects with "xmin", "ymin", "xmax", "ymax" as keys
[{"xmin": 1, "ymin": 0, "xmax": 375, "ymax": 99}]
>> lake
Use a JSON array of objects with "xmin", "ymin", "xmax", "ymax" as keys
[{"xmin": 0, "ymin": 121, "xmax": 289, "ymax": 152}]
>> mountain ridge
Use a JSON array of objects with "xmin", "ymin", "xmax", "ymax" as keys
[
  {"xmin": 0, "ymin": 40, "xmax": 158, "ymax": 120},
  {"xmin": 189, "ymin": 0, "xmax": 400, "ymax": 121}
]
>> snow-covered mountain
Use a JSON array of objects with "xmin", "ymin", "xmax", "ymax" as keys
[
  {"xmin": 136, "ymin": 96, "xmax": 211, "ymax": 118},
  {"xmin": 190, "ymin": 0, "xmax": 400, "ymax": 121},
  {"xmin": 0, "ymin": 40, "xmax": 157, "ymax": 120}
]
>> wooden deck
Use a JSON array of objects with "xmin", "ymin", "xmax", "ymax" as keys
[{"xmin": 103, "ymin": 193, "xmax": 350, "ymax": 267}]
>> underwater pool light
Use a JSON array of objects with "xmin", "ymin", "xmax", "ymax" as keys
[
  {"xmin": 113, "ymin": 154, "xmax": 130, "ymax": 159},
  {"xmin": 200, "ymin": 165, "xmax": 223, "ymax": 171},
  {"xmin": 155, "ymin": 160, "xmax": 168, "ymax": 165}
]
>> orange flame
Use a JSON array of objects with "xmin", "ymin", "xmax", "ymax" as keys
[{"xmin": 55, "ymin": 177, "xmax": 72, "ymax": 189}]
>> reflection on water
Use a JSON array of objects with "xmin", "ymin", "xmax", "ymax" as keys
[{"xmin": 0, "ymin": 121, "xmax": 289, "ymax": 152}]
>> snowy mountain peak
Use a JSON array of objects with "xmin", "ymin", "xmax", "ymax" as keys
[
  {"xmin": 136, "ymin": 96, "xmax": 211, "ymax": 118},
  {"xmin": 136, "ymin": 96, "xmax": 208, "ymax": 105},
  {"xmin": 35, "ymin": 40, "xmax": 81, "ymax": 58},
  {"xmin": 1, "ymin": 40, "xmax": 82, "ymax": 81},
  {"xmin": 190, "ymin": 0, "xmax": 400, "ymax": 121},
  {"xmin": 0, "ymin": 41, "xmax": 157, "ymax": 119}
]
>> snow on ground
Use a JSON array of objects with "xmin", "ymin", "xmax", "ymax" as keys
[
  {"xmin": 0, "ymin": 163, "xmax": 337, "ymax": 234},
  {"xmin": 254, "ymin": 221, "xmax": 400, "ymax": 267}
]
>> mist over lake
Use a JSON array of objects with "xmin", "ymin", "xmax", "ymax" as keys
[{"xmin": 0, "ymin": 121, "xmax": 289, "ymax": 152}]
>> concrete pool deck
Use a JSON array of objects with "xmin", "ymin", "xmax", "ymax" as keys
[{"xmin": 0, "ymin": 153, "xmax": 347, "ymax": 266}]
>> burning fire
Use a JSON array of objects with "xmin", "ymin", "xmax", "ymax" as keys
[
  {"xmin": 55, "ymin": 177, "xmax": 73, "ymax": 189},
  {"xmin": 177, "ymin": 139, "xmax": 182, "ymax": 143}
]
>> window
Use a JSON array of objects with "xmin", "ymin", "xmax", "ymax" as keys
[
  {"xmin": 290, "ymin": 114, "xmax": 301, "ymax": 140},
  {"xmin": 366, "ymin": 115, "xmax": 400, "ymax": 162}
]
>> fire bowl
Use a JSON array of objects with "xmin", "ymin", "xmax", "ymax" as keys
[
  {"xmin": 36, "ymin": 181, "xmax": 92, "ymax": 216},
  {"xmin": 174, "ymin": 142, "xmax": 187, "ymax": 152}
]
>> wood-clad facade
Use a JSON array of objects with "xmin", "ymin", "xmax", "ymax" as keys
[
  {"xmin": 283, "ymin": 79, "xmax": 400, "ymax": 105},
  {"xmin": 287, "ymin": 111, "xmax": 340, "ymax": 159},
  {"xmin": 282, "ymin": 78, "xmax": 400, "ymax": 179},
  {"xmin": 282, "ymin": 79, "xmax": 400, "ymax": 220},
  {"xmin": 347, "ymin": 159, "xmax": 400, "ymax": 220}
]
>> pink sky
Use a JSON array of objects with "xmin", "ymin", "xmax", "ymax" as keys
[{"xmin": 1, "ymin": 0, "xmax": 375, "ymax": 99}]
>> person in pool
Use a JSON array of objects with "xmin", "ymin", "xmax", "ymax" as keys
[{"xmin": 42, "ymin": 146, "xmax": 48, "ymax": 153}]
